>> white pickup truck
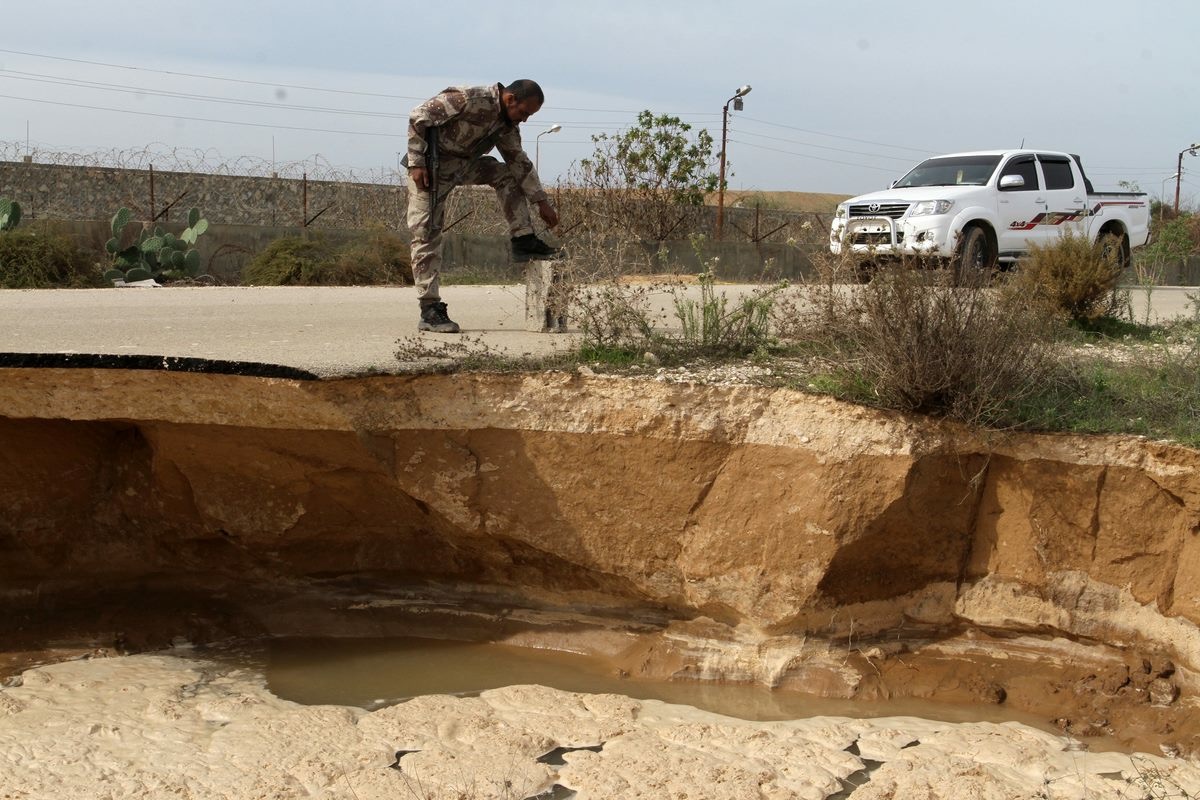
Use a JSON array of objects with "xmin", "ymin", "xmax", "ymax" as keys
[{"xmin": 829, "ymin": 149, "xmax": 1150, "ymax": 275}]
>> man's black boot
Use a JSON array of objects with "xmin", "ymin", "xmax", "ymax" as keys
[
  {"xmin": 418, "ymin": 301, "xmax": 460, "ymax": 333},
  {"xmin": 511, "ymin": 233, "xmax": 563, "ymax": 262}
]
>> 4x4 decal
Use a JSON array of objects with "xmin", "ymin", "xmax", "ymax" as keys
[{"xmin": 1009, "ymin": 200, "xmax": 1146, "ymax": 230}]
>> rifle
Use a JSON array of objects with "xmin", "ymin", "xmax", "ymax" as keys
[{"xmin": 425, "ymin": 127, "xmax": 443, "ymax": 236}]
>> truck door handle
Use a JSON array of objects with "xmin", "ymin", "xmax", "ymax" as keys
[{"xmin": 1035, "ymin": 197, "xmax": 1046, "ymax": 204}]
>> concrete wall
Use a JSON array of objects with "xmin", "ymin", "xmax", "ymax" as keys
[
  {"xmin": 0, "ymin": 159, "xmax": 405, "ymax": 229},
  {"xmin": 4, "ymin": 160, "xmax": 1194, "ymax": 285},
  {"xmin": 50, "ymin": 220, "xmax": 822, "ymax": 284}
]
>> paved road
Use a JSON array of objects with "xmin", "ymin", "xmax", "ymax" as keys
[
  {"xmin": 0, "ymin": 284, "xmax": 1194, "ymax": 378},
  {"xmin": 0, "ymin": 285, "xmax": 582, "ymax": 377}
]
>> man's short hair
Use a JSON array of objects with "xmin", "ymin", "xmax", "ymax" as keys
[{"xmin": 505, "ymin": 79, "xmax": 544, "ymax": 105}]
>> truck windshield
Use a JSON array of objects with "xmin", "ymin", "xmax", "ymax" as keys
[{"xmin": 893, "ymin": 155, "xmax": 1003, "ymax": 188}]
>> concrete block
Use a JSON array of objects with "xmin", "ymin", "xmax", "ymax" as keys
[{"xmin": 524, "ymin": 260, "xmax": 568, "ymax": 332}]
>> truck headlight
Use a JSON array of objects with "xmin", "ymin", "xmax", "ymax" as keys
[
  {"xmin": 909, "ymin": 200, "xmax": 953, "ymax": 217},
  {"xmin": 834, "ymin": 204, "xmax": 848, "ymax": 219}
]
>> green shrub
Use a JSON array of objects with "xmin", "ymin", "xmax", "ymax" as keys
[
  {"xmin": 0, "ymin": 223, "xmax": 104, "ymax": 288},
  {"xmin": 242, "ymin": 229, "xmax": 413, "ymax": 286},
  {"xmin": 1014, "ymin": 229, "xmax": 1125, "ymax": 322},
  {"xmin": 672, "ymin": 268, "xmax": 785, "ymax": 355}
]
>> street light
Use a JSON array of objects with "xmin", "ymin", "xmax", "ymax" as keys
[
  {"xmin": 1175, "ymin": 142, "xmax": 1200, "ymax": 214},
  {"xmin": 536, "ymin": 124, "xmax": 562, "ymax": 174},
  {"xmin": 716, "ymin": 84, "xmax": 751, "ymax": 240}
]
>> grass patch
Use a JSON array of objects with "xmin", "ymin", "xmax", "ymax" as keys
[
  {"xmin": 577, "ymin": 344, "xmax": 644, "ymax": 367},
  {"xmin": 1069, "ymin": 315, "xmax": 1157, "ymax": 341},
  {"xmin": 1011, "ymin": 348, "xmax": 1200, "ymax": 447}
]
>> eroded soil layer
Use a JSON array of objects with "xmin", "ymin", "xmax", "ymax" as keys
[{"xmin": 2, "ymin": 368, "xmax": 1198, "ymax": 753}]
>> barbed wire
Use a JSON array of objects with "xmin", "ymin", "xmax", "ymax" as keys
[{"xmin": 0, "ymin": 140, "xmax": 399, "ymax": 184}]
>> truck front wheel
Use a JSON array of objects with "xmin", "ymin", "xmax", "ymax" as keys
[{"xmin": 953, "ymin": 225, "xmax": 997, "ymax": 284}]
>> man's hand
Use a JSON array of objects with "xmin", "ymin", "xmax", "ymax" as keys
[
  {"xmin": 410, "ymin": 167, "xmax": 430, "ymax": 192},
  {"xmin": 536, "ymin": 199, "xmax": 559, "ymax": 228}
]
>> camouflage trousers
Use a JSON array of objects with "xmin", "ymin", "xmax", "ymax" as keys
[{"xmin": 407, "ymin": 155, "xmax": 535, "ymax": 304}]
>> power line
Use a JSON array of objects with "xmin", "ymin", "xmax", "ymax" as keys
[
  {"xmin": 545, "ymin": 105, "xmax": 720, "ymax": 116},
  {"xmin": 0, "ymin": 48, "xmax": 721, "ymax": 117},
  {"xmin": 1088, "ymin": 169, "xmax": 1180, "ymax": 176},
  {"xmin": 0, "ymin": 70, "xmax": 405, "ymax": 118},
  {"xmin": 0, "ymin": 72, "xmax": 716, "ymax": 133},
  {"xmin": 736, "ymin": 114, "xmax": 935, "ymax": 155},
  {"xmin": 731, "ymin": 128, "xmax": 917, "ymax": 163},
  {"xmin": 0, "ymin": 93, "xmax": 399, "ymax": 138},
  {"xmin": 728, "ymin": 139, "xmax": 900, "ymax": 173},
  {"xmin": 0, "ymin": 47, "xmax": 418, "ymax": 101}
]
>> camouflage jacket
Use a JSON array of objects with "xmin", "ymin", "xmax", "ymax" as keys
[{"xmin": 407, "ymin": 83, "xmax": 547, "ymax": 203}]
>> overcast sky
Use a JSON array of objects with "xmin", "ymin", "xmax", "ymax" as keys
[{"xmin": 2, "ymin": 0, "xmax": 1198, "ymax": 204}]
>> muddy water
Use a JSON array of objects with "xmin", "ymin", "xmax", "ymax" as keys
[{"xmin": 258, "ymin": 636, "xmax": 1066, "ymax": 735}]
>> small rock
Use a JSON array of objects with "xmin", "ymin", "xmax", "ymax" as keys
[
  {"xmin": 643, "ymin": 352, "xmax": 660, "ymax": 366},
  {"xmin": 1149, "ymin": 678, "xmax": 1179, "ymax": 706}
]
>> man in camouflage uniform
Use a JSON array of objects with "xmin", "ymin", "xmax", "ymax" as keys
[{"xmin": 406, "ymin": 79, "xmax": 561, "ymax": 333}]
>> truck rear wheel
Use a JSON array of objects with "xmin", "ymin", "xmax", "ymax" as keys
[
  {"xmin": 953, "ymin": 225, "xmax": 996, "ymax": 285},
  {"xmin": 1100, "ymin": 231, "xmax": 1131, "ymax": 271}
]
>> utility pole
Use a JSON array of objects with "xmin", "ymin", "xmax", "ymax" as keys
[
  {"xmin": 716, "ymin": 85, "xmax": 751, "ymax": 241},
  {"xmin": 1176, "ymin": 142, "xmax": 1200, "ymax": 214}
]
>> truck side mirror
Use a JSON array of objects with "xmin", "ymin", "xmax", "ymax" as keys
[{"xmin": 999, "ymin": 174, "xmax": 1025, "ymax": 190}]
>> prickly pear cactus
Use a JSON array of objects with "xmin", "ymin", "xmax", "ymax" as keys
[
  {"xmin": 0, "ymin": 198, "xmax": 22, "ymax": 232},
  {"xmin": 104, "ymin": 206, "xmax": 211, "ymax": 284}
]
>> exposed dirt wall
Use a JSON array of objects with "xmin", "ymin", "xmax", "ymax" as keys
[{"xmin": 2, "ymin": 367, "xmax": 1199, "ymax": 749}]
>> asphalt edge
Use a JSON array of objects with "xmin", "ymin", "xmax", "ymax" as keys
[{"xmin": 0, "ymin": 352, "xmax": 320, "ymax": 381}]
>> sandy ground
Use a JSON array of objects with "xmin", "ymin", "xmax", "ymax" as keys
[{"xmin": 3, "ymin": 652, "xmax": 1199, "ymax": 800}]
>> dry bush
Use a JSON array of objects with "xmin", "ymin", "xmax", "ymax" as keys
[
  {"xmin": 330, "ymin": 226, "xmax": 414, "ymax": 285},
  {"xmin": 782, "ymin": 250, "xmax": 1059, "ymax": 425},
  {"xmin": 1012, "ymin": 229, "xmax": 1125, "ymax": 322},
  {"xmin": 553, "ymin": 204, "xmax": 681, "ymax": 353},
  {"xmin": 571, "ymin": 282, "xmax": 662, "ymax": 351},
  {"xmin": 243, "ymin": 229, "xmax": 413, "ymax": 286},
  {"xmin": 0, "ymin": 222, "xmax": 104, "ymax": 288},
  {"xmin": 242, "ymin": 233, "xmax": 336, "ymax": 285}
]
